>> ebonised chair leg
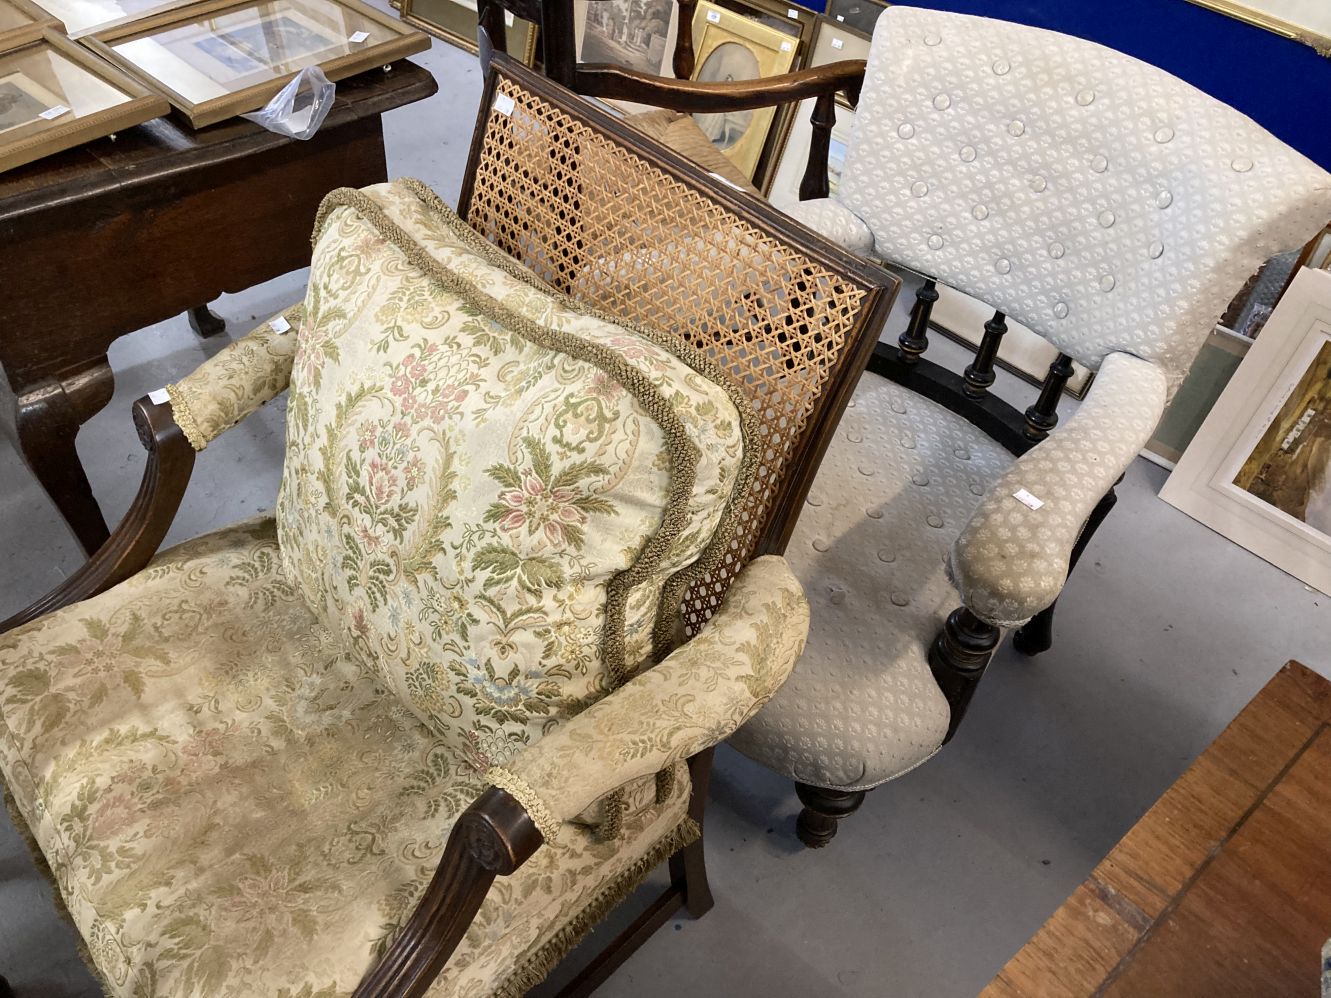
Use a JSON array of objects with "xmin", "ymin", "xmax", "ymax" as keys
[
  {"xmin": 186, "ymin": 304, "xmax": 226, "ymax": 338},
  {"xmin": 0, "ymin": 974, "xmax": 14, "ymax": 997},
  {"xmin": 794, "ymin": 783, "xmax": 866, "ymax": 848},
  {"xmin": 1013, "ymin": 604, "xmax": 1055, "ymax": 656}
]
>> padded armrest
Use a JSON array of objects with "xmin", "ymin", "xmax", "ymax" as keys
[
  {"xmin": 947, "ymin": 352, "xmax": 1168, "ymax": 628},
  {"xmin": 486, "ymin": 555, "xmax": 809, "ymax": 840},
  {"xmin": 782, "ymin": 199, "xmax": 875, "ymax": 257},
  {"xmin": 166, "ymin": 306, "xmax": 302, "ymax": 451}
]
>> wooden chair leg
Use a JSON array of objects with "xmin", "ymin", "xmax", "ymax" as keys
[
  {"xmin": 669, "ymin": 747, "xmax": 715, "ymax": 917},
  {"xmin": 0, "ymin": 974, "xmax": 14, "ymax": 998},
  {"xmin": 929, "ymin": 606, "xmax": 1001, "ymax": 744},
  {"xmin": 794, "ymin": 783, "xmax": 866, "ymax": 848}
]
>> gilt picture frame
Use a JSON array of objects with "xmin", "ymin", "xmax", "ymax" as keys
[
  {"xmin": 1183, "ymin": 0, "xmax": 1331, "ymax": 57},
  {"xmin": 690, "ymin": 0, "xmax": 797, "ymax": 181},
  {"xmin": 29, "ymin": 0, "xmax": 197, "ymax": 39},
  {"xmin": 86, "ymin": 0, "xmax": 428, "ymax": 128},
  {"xmin": 0, "ymin": 0, "xmax": 62, "ymax": 50},
  {"xmin": 398, "ymin": 0, "xmax": 536, "ymax": 63},
  {"xmin": 1161, "ymin": 267, "xmax": 1331, "ymax": 595},
  {"xmin": 0, "ymin": 28, "xmax": 167, "ymax": 172}
]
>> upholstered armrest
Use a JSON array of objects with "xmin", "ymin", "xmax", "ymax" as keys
[
  {"xmin": 166, "ymin": 306, "xmax": 302, "ymax": 450},
  {"xmin": 782, "ymin": 199, "xmax": 875, "ymax": 257},
  {"xmin": 486, "ymin": 555, "xmax": 809, "ymax": 840},
  {"xmin": 947, "ymin": 352, "xmax": 1168, "ymax": 628}
]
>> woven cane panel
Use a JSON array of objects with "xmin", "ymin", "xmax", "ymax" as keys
[{"xmin": 467, "ymin": 77, "xmax": 869, "ymax": 632}]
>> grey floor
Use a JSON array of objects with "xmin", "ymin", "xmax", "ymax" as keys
[{"xmin": 3, "ymin": 35, "xmax": 1329, "ymax": 998}]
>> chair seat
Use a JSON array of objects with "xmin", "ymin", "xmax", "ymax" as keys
[
  {"xmin": 729, "ymin": 375, "xmax": 1013, "ymax": 790},
  {"xmin": 0, "ymin": 517, "xmax": 692, "ymax": 997}
]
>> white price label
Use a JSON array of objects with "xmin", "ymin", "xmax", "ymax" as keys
[
  {"xmin": 835, "ymin": 13, "xmax": 845, "ymax": 20},
  {"xmin": 786, "ymin": 7, "xmax": 798, "ymax": 17},
  {"xmin": 348, "ymin": 30, "xmax": 369, "ymax": 43},
  {"xmin": 706, "ymin": 8, "xmax": 720, "ymax": 21},
  {"xmin": 148, "ymin": 389, "xmax": 171, "ymax": 405},
  {"xmin": 1012, "ymin": 488, "xmax": 1045, "ymax": 511},
  {"xmin": 39, "ymin": 105, "xmax": 70, "ymax": 120},
  {"xmin": 831, "ymin": 37, "xmax": 844, "ymax": 49},
  {"xmin": 494, "ymin": 92, "xmax": 515, "ymax": 116},
  {"xmin": 270, "ymin": 315, "xmax": 292, "ymax": 334},
  {"xmin": 779, "ymin": 40, "xmax": 792, "ymax": 51}
]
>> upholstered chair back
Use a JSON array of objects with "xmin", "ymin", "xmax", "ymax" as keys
[
  {"xmin": 840, "ymin": 6, "xmax": 1331, "ymax": 389},
  {"xmin": 275, "ymin": 179, "xmax": 753, "ymax": 774}
]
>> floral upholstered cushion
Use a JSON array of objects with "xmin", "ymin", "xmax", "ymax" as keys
[
  {"xmin": 0, "ymin": 517, "xmax": 695, "ymax": 997},
  {"xmin": 277, "ymin": 179, "xmax": 754, "ymax": 772}
]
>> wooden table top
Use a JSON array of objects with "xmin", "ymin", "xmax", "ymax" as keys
[
  {"xmin": 0, "ymin": 60, "xmax": 437, "ymax": 223},
  {"xmin": 983, "ymin": 660, "xmax": 1331, "ymax": 998}
]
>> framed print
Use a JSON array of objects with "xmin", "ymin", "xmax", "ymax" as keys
[
  {"xmin": 575, "ymin": 0, "xmax": 676, "ymax": 75},
  {"xmin": 1182, "ymin": 0, "xmax": 1331, "ymax": 57},
  {"xmin": 929, "ymin": 285, "xmax": 1096, "ymax": 398},
  {"xmin": 690, "ymin": 0, "xmax": 797, "ymax": 180},
  {"xmin": 398, "ymin": 0, "xmax": 536, "ymax": 63},
  {"xmin": 0, "ymin": 0, "xmax": 62, "ymax": 49},
  {"xmin": 88, "ymin": 0, "xmax": 428, "ymax": 128},
  {"xmin": 1143, "ymin": 325, "xmax": 1252, "ymax": 468},
  {"xmin": 0, "ymin": 29, "xmax": 167, "ymax": 172},
  {"xmin": 826, "ymin": 0, "xmax": 886, "ymax": 38},
  {"xmin": 29, "ymin": 0, "xmax": 195, "ymax": 38},
  {"xmin": 1161, "ymin": 267, "xmax": 1331, "ymax": 595}
]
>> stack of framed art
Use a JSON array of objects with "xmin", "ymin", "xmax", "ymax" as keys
[{"xmin": 1, "ymin": 0, "xmax": 426, "ymax": 171}]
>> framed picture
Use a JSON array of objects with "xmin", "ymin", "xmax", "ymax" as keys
[
  {"xmin": 1182, "ymin": 0, "xmax": 1331, "ymax": 57},
  {"xmin": 929, "ymin": 285, "xmax": 1096, "ymax": 399},
  {"xmin": 1161, "ymin": 267, "xmax": 1331, "ymax": 595},
  {"xmin": 398, "ymin": 0, "xmax": 536, "ymax": 63},
  {"xmin": 575, "ymin": 0, "xmax": 677, "ymax": 75},
  {"xmin": 766, "ymin": 19, "xmax": 866, "ymax": 206},
  {"xmin": 825, "ymin": 0, "xmax": 886, "ymax": 38},
  {"xmin": 30, "ymin": 0, "xmax": 195, "ymax": 38},
  {"xmin": 0, "ymin": 29, "xmax": 167, "ymax": 171},
  {"xmin": 0, "ymin": 0, "xmax": 62, "ymax": 49},
  {"xmin": 1143, "ymin": 326, "xmax": 1252, "ymax": 468},
  {"xmin": 87, "ymin": 0, "xmax": 428, "ymax": 128},
  {"xmin": 690, "ymin": 0, "xmax": 797, "ymax": 181}
]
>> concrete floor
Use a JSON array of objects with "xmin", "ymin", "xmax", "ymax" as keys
[{"xmin": 3, "ymin": 34, "xmax": 1329, "ymax": 998}]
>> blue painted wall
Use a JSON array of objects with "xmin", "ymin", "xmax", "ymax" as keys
[{"xmin": 866, "ymin": 1, "xmax": 1331, "ymax": 170}]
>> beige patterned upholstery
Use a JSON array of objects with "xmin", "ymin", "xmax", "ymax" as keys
[
  {"xmin": 0, "ymin": 177, "xmax": 812, "ymax": 995},
  {"xmin": 731, "ymin": 376, "xmax": 1011, "ymax": 788},
  {"xmin": 836, "ymin": 6, "xmax": 1331, "ymax": 390}
]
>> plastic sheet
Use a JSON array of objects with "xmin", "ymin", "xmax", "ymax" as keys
[{"xmin": 241, "ymin": 66, "xmax": 335, "ymax": 140}]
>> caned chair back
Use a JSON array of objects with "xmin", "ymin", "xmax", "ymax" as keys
[
  {"xmin": 842, "ymin": 6, "xmax": 1331, "ymax": 389},
  {"xmin": 459, "ymin": 56, "xmax": 898, "ymax": 632}
]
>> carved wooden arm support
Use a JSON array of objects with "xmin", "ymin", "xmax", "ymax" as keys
[
  {"xmin": 1, "ymin": 396, "xmax": 196, "ymax": 634},
  {"xmin": 351, "ymin": 788, "xmax": 544, "ymax": 998},
  {"xmin": 573, "ymin": 59, "xmax": 865, "ymax": 113}
]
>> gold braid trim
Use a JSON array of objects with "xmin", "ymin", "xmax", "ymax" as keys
[
  {"xmin": 486, "ymin": 767, "xmax": 561, "ymax": 843},
  {"xmin": 164, "ymin": 382, "xmax": 207, "ymax": 451},
  {"xmin": 489, "ymin": 817, "xmax": 700, "ymax": 998}
]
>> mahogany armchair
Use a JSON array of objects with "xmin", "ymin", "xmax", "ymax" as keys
[
  {"xmin": 0, "ymin": 57, "xmax": 897, "ymax": 997},
  {"xmin": 476, "ymin": 0, "xmax": 866, "ymax": 198}
]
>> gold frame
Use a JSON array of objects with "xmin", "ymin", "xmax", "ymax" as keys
[
  {"xmin": 396, "ymin": 0, "xmax": 536, "ymax": 63},
  {"xmin": 29, "ymin": 0, "xmax": 199, "ymax": 39},
  {"xmin": 1184, "ymin": 0, "xmax": 1331, "ymax": 56},
  {"xmin": 0, "ymin": 28, "xmax": 168, "ymax": 172},
  {"xmin": 690, "ymin": 0, "xmax": 797, "ymax": 181},
  {"xmin": 0, "ymin": 0, "xmax": 62, "ymax": 50},
  {"xmin": 86, "ymin": 0, "xmax": 429, "ymax": 128}
]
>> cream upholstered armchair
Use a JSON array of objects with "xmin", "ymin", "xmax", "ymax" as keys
[
  {"xmin": 727, "ymin": 6, "xmax": 1331, "ymax": 846},
  {"xmin": 0, "ymin": 58, "xmax": 897, "ymax": 996}
]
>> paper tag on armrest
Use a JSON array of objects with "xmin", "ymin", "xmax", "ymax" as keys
[
  {"xmin": 348, "ymin": 30, "xmax": 370, "ymax": 43},
  {"xmin": 39, "ymin": 105, "xmax": 71, "ymax": 120},
  {"xmin": 493, "ymin": 92, "xmax": 515, "ymax": 116},
  {"xmin": 1012, "ymin": 488, "xmax": 1044, "ymax": 510},
  {"xmin": 148, "ymin": 388, "xmax": 170, "ymax": 405},
  {"xmin": 270, "ymin": 315, "xmax": 292, "ymax": 334}
]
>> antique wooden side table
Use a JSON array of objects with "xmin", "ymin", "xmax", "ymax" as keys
[
  {"xmin": 0, "ymin": 61, "xmax": 437, "ymax": 555},
  {"xmin": 983, "ymin": 660, "xmax": 1331, "ymax": 997}
]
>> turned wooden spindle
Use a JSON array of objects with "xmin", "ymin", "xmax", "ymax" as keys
[
  {"xmin": 928, "ymin": 607, "xmax": 1001, "ymax": 743},
  {"xmin": 798, "ymin": 92, "xmax": 838, "ymax": 202},
  {"xmin": 963, "ymin": 310, "xmax": 1007, "ymax": 399},
  {"xmin": 898, "ymin": 279, "xmax": 938, "ymax": 364},
  {"xmin": 1024, "ymin": 352, "xmax": 1074, "ymax": 440},
  {"xmin": 673, "ymin": 0, "xmax": 698, "ymax": 79}
]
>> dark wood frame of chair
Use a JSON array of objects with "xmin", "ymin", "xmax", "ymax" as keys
[
  {"xmin": 1, "ymin": 54, "xmax": 899, "ymax": 996},
  {"xmin": 465, "ymin": 1, "xmax": 1122, "ymax": 847}
]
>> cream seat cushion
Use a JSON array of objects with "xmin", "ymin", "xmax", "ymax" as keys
[
  {"xmin": 729, "ymin": 374, "xmax": 1013, "ymax": 789},
  {"xmin": 0, "ymin": 516, "xmax": 692, "ymax": 997}
]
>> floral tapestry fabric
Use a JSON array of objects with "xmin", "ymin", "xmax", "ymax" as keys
[
  {"xmin": 277, "ymin": 179, "xmax": 753, "ymax": 777},
  {"xmin": 0, "ymin": 517, "xmax": 695, "ymax": 996},
  {"xmin": 490, "ymin": 555, "xmax": 809, "ymax": 829},
  {"xmin": 166, "ymin": 308, "xmax": 303, "ymax": 451},
  {"xmin": 947, "ymin": 352, "xmax": 1168, "ymax": 627}
]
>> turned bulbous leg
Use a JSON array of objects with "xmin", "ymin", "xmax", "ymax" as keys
[{"xmin": 795, "ymin": 783, "xmax": 866, "ymax": 848}]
